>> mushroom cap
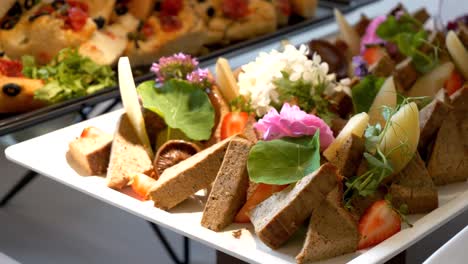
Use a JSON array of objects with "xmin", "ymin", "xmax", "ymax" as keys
[{"xmin": 153, "ymin": 140, "xmax": 201, "ymax": 177}]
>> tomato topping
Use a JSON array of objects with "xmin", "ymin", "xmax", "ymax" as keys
[
  {"xmin": 444, "ymin": 70, "xmax": 464, "ymax": 96},
  {"xmin": 132, "ymin": 173, "xmax": 157, "ymax": 199},
  {"xmin": 222, "ymin": 0, "xmax": 249, "ymax": 20},
  {"xmin": 362, "ymin": 46, "xmax": 385, "ymax": 65},
  {"xmin": 141, "ymin": 22, "xmax": 154, "ymax": 38},
  {"xmin": 277, "ymin": 0, "xmax": 291, "ymax": 16},
  {"xmin": 66, "ymin": 6, "xmax": 88, "ymax": 31},
  {"xmin": 0, "ymin": 59, "xmax": 23, "ymax": 77},
  {"xmin": 80, "ymin": 127, "xmax": 102, "ymax": 138},
  {"xmin": 159, "ymin": 15, "xmax": 182, "ymax": 32},
  {"xmin": 161, "ymin": 0, "xmax": 183, "ymax": 16},
  {"xmin": 67, "ymin": 0, "xmax": 89, "ymax": 13},
  {"xmin": 234, "ymin": 183, "xmax": 288, "ymax": 223},
  {"xmin": 220, "ymin": 112, "xmax": 249, "ymax": 140}
]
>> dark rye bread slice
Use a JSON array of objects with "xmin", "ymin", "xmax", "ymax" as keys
[
  {"xmin": 296, "ymin": 186, "xmax": 358, "ymax": 263},
  {"xmin": 201, "ymin": 137, "xmax": 253, "ymax": 231},
  {"xmin": 428, "ymin": 87, "xmax": 468, "ymax": 185},
  {"xmin": 418, "ymin": 96, "xmax": 450, "ymax": 153},
  {"xmin": 328, "ymin": 134, "xmax": 364, "ymax": 179},
  {"xmin": 249, "ymin": 163, "xmax": 340, "ymax": 249},
  {"xmin": 68, "ymin": 127, "xmax": 112, "ymax": 175},
  {"xmin": 107, "ymin": 114, "xmax": 153, "ymax": 189},
  {"xmin": 389, "ymin": 153, "xmax": 438, "ymax": 214},
  {"xmin": 149, "ymin": 137, "xmax": 231, "ymax": 210}
]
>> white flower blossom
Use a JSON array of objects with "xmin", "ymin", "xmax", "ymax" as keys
[{"xmin": 237, "ymin": 44, "xmax": 350, "ymax": 116}]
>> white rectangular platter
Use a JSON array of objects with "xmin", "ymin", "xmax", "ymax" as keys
[{"xmin": 5, "ymin": 109, "xmax": 468, "ymax": 264}]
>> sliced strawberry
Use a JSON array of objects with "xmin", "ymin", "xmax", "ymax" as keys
[
  {"xmin": 358, "ymin": 200, "xmax": 401, "ymax": 250},
  {"xmin": 80, "ymin": 127, "xmax": 102, "ymax": 138},
  {"xmin": 131, "ymin": 173, "xmax": 157, "ymax": 199},
  {"xmin": 234, "ymin": 183, "xmax": 288, "ymax": 223},
  {"xmin": 220, "ymin": 112, "xmax": 249, "ymax": 140},
  {"xmin": 444, "ymin": 70, "xmax": 464, "ymax": 96},
  {"xmin": 362, "ymin": 46, "xmax": 385, "ymax": 66}
]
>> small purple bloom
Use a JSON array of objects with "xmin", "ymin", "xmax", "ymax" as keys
[
  {"xmin": 352, "ymin": 56, "xmax": 368, "ymax": 77},
  {"xmin": 187, "ymin": 68, "xmax": 213, "ymax": 88},
  {"xmin": 360, "ymin": 15, "xmax": 387, "ymax": 53},
  {"xmin": 254, "ymin": 103, "xmax": 334, "ymax": 150},
  {"xmin": 150, "ymin": 53, "xmax": 199, "ymax": 84},
  {"xmin": 395, "ymin": 10, "xmax": 405, "ymax": 20}
]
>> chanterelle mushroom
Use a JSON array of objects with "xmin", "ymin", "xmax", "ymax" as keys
[{"xmin": 154, "ymin": 140, "xmax": 201, "ymax": 177}]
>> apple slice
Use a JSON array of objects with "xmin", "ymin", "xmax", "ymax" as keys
[
  {"xmin": 407, "ymin": 62, "xmax": 454, "ymax": 98},
  {"xmin": 118, "ymin": 57, "xmax": 154, "ymax": 158},
  {"xmin": 324, "ymin": 112, "xmax": 369, "ymax": 161},
  {"xmin": 446, "ymin": 30, "xmax": 468, "ymax": 80},
  {"xmin": 368, "ymin": 76, "xmax": 397, "ymax": 126},
  {"xmin": 380, "ymin": 102, "xmax": 419, "ymax": 174},
  {"xmin": 334, "ymin": 9, "xmax": 360, "ymax": 56},
  {"xmin": 215, "ymin": 57, "xmax": 239, "ymax": 103}
]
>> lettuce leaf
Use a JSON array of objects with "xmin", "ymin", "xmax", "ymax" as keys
[
  {"xmin": 247, "ymin": 131, "xmax": 321, "ymax": 185},
  {"xmin": 137, "ymin": 79, "xmax": 215, "ymax": 141},
  {"xmin": 23, "ymin": 48, "xmax": 116, "ymax": 104}
]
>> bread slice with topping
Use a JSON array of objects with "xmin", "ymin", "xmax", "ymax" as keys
[
  {"xmin": 149, "ymin": 137, "xmax": 232, "ymax": 210},
  {"xmin": 201, "ymin": 136, "xmax": 253, "ymax": 231},
  {"xmin": 249, "ymin": 163, "xmax": 340, "ymax": 249},
  {"xmin": 106, "ymin": 113, "xmax": 154, "ymax": 189},
  {"xmin": 296, "ymin": 186, "xmax": 358, "ymax": 263}
]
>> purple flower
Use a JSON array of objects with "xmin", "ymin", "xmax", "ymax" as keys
[
  {"xmin": 360, "ymin": 16, "xmax": 387, "ymax": 53},
  {"xmin": 395, "ymin": 10, "xmax": 405, "ymax": 20},
  {"xmin": 254, "ymin": 103, "xmax": 334, "ymax": 150},
  {"xmin": 150, "ymin": 53, "xmax": 199, "ymax": 83},
  {"xmin": 186, "ymin": 68, "xmax": 212, "ymax": 87},
  {"xmin": 352, "ymin": 56, "xmax": 368, "ymax": 77}
]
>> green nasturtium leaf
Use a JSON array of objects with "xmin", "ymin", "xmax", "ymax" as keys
[
  {"xmin": 137, "ymin": 79, "xmax": 215, "ymax": 141},
  {"xmin": 247, "ymin": 131, "xmax": 321, "ymax": 185}
]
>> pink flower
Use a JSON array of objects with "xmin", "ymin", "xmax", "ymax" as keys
[
  {"xmin": 150, "ymin": 53, "xmax": 199, "ymax": 83},
  {"xmin": 360, "ymin": 16, "xmax": 387, "ymax": 53},
  {"xmin": 254, "ymin": 103, "xmax": 334, "ymax": 150}
]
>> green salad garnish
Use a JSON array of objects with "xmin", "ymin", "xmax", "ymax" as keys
[
  {"xmin": 352, "ymin": 75, "xmax": 386, "ymax": 114},
  {"xmin": 22, "ymin": 48, "xmax": 116, "ymax": 104},
  {"xmin": 377, "ymin": 14, "xmax": 439, "ymax": 73}
]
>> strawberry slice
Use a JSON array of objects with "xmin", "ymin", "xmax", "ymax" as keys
[
  {"xmin": 358, "ymin": 200, "xmax": 401, "ymax": 250},
  {"xmin": 234, "ymin": 183, "xmax": 288, "ymax": 223},
  {"xmin": 80, "ymin": 127, "xmax": 101, "ymax": 138},
  {"xmin": 362, "ymin": 46, "xmax": 385, "ymax": 66},
  {"xmin": 444, "ymin": 70, "xmax": 464, "ymax": 96},
  {"xmin": 220, "ymin": 112, "xmax": 249, "ymax": 140}
]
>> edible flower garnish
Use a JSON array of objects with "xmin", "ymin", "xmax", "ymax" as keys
[
  {"xmin": 254, "ymin": 103, "xmax": 334, "ymax": 150},
  {"xmin": 186, "ymin": 68, "xmax": 213, "ymax": 88},
  {"xmin": 237, "ymin": 44, "xmax": 348, "ymax": 117},
  {"xmin": 150, "ymin": 53, "xmax": 199, "ymax": 83},
  {"xmin": 360, "ymin": 16, "xmax": 387, "ymax": 53},
  {"xmin": 352, "ymin": 55, "xmax": 369, "ymax": 77}
]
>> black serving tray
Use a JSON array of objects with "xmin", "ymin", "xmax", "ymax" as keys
[{"xmin": 0, "ymin": 0, "xmax": 377, "ymax": 136}]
